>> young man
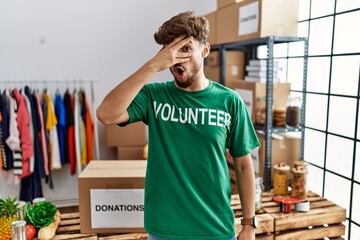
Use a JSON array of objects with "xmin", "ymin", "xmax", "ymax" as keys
[{"xmin": 97, "ymin": 11, "xmax": 260, "ymax": 240}]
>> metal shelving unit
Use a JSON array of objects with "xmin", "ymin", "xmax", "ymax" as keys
[{"xmin": 213, "ymin": 36, "xmax": 308, "ymax": 191}]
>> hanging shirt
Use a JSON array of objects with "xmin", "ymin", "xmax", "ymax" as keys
[
  {"xmin": 33, "ymin": 93, "xmax": 49, "ymax": 177},
  {"xmin": 63, "ymin": 91, "xmax": 76, "ymax": 175},
  {"xmin": 0, "ymin": 92, "xmax": 11, "ymax": 170},
  {"xmin": 73, "ymin": 90, "xmax": 82, "ymax": 175},
  {"xmin": 82, "ymin": 91, "xmax": 94, "ymax": 163},
  {"xmin": 5, "ymin": 89, "xmax": 23, "ymax": 176},
  {"xmin": 25, "ymin": 88, "xmax": 46, "ymax": 178},
  {"xmin": 22, "ymin": 91, "xmax": 35, "ymax": 173},
  {"xmin": 12, "ymin": 88, "xmax": 33, "ymax": 178},
  {"xmin": 54, "ymin": 92, "xmax": 66, "ymax": 166},
  {"xmin": 77, "ymin": 91, "xmax": 86, "ymax": 166},
  {"xmin": 20, "ymin": 86, "xmax": 45, "ymax": 202},
  {"xmin": 43, "ymin": 92, "xmax": 61, "ymax": 170}
]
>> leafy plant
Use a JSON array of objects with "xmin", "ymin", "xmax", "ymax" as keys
[{"xmin": 25, "ymin": 201, "xmax": 57, "ymax": 228}]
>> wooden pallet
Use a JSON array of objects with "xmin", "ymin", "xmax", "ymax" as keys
[
  {"xmin": 231, "ymin": 191, "xmax": 346, "ymax": 240},
  {"xmin": 50, "ymin": 212, "xmax": 147, "ymax": 240},
  {"xmin": 48, "ymin": 191, "xmax": 345, "ymax": 240}
]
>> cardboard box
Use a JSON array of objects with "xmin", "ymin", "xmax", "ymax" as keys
[
  {"xmin": 205, "ymin": 65, "xmax": 220, "ymax": 83},
  {"xmin": 117, "ymin": 145, "xmax": 146, "ymax": 160},
  {"xmin": 78, "ymin": 160, "xmax": 147, "ymax": 233},
  {"xmin": 204, "ymin": 11, "xmax": 216, "ymax": 45},
  {"xmin": 218, "ymin": 0, "xmax": 245, "ymax": 9},
  {"xmin": 205, "ymin": 50, "xmax": 246, "ymax": 86},
  {"xmin": 206, "ymin": 51, "xmax": 245, "ymax": 67},
  {"xmin": 205, "ymin": 65, "xmax": 245, "ymax": 87},
  {"xmin": 106, "ymin": 122, "xmax": 147, "ymax": 146},
  {"xmin": 231, "ymin": 80, "xmax": 290, "ymax": 122},
  {"xmin": 216, "ymin": 0, "xmax": 299, "ymax": 44},
  {"xmin": 251, "ymin": 132, "xmax": 300, "ymax": 179}
]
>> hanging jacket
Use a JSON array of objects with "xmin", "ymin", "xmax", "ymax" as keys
[
  {"xmin": 54, "ymin": 92, "xmax": 66, "ymax": 166},
  {"xmin": 33, "ymin": 93, "xmax": 49, "ymax": 177},
  {"xmin": 0, "ymin": 92, "xmax": 12, "ymax": 170},
  {"xmin": 5, "ymin": 89, "xmax": 22, "ymax": 176},
  {"xmin": 12, "ymin": 88, "xmax": 33, "ymax": 179},
  {"xmin": 20, "ymin": 86, "xmax": 44, "ymax": 202},
  {"xmin": 63, "ymin": 91, "xmax": 76, "ymax": 175},
  {"xmin": 43, "ymin": 91, "xmax": 61, "ymax": 171},
  {"xmin": 22, "ymin": 91, "xmax": 35, "ymax": 173}
]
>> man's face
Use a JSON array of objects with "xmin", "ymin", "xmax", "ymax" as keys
[{"xmin": 169, "ymin": 39, "xmax": 205, "ymax": 88}]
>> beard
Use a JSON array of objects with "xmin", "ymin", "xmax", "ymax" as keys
[{"xmin": 170, "ymin": 63, "xmax": 201, "ymax": 89}]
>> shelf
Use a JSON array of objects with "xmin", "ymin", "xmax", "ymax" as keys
[
  {"xmin": 211, "ymin": 36, "xmax": 308, "ymax": 191},
  {"xmin": 254, "ymin": 125, "xmax": 302, "ymax": 133},
  {"xmin": 211, "ymin": 36, "xmax": 307, "ymax": 50}
]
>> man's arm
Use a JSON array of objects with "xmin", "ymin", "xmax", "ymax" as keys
[
  {"xmin": 96, "ymin": 36, "xmax": 193, "ymax": 125},
  {"xmin": 233, "ymin": 153, "xmax": 256, "ymax": 240}
]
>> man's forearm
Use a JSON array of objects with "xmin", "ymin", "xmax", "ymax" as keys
[{"xmin": 233, "ymin": 154, "xmax": 256, "ymax": 218}]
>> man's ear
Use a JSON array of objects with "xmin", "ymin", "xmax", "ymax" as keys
[{"xmin": 202, "ymin": 42, "xmax": 211, "ymax": 58}]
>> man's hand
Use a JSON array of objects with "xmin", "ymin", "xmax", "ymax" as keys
[
  {"xmin": 148, "ymin": 36, "xmax": 193, "ymax": 72},
  {"xmin": 238, "ymin": 225, "xmax": 255, "ymax": 240}
]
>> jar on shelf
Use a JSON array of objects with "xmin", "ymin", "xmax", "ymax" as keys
[
  {"xmin": 291, "ymin": 166, "xmax": 308, "ymax": 200},
  {"xmin": 293, "ymin": 160, "xmax": 309, "ymax": 169},
  {"xmin": 285, "ymin": 96, "xmax": 301, "ymax": 129},
  {"xmin": 255, "ymin": 97, "xmax": 266, "ymax": 125},
  {"xmin": 273, "ymin": 163, "xmax": 290, "ymax": 196},
  {"xmin": 255, "ymin": 176, "xmax": 263, "ymax": 212}
]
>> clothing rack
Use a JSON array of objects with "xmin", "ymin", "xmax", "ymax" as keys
[{"xmin": 0, "ymin": 79, "xmax": 100, "ymax": 160}]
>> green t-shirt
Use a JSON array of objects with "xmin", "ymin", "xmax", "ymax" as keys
[{"xmin": 124, "ymin": 80, "xmax": 260, "ymax": 240}]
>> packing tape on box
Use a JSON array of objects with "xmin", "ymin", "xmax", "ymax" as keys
[{"xmin": 295, "ymin": 201, "xmax": 310, "ymax": 212}]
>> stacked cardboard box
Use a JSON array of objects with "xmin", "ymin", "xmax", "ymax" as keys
[
  {"xmin": 106, "ymin": 122, "xmax": 147, "ymax": 160},
  {"xmin": 204, "ymin": 51, "xmax": 246, "ymax": 87},
  {"xmin": 205, "ymin": 0, "xmax": 299, "ymax": 45},
  {"xmin": 217, "ymin": 0, "xmax": 245, "ymax": 9},
  {"xmin": 204, "ymin": 11, "xmax": 216, "ymax": 45},
  {"xmin": 216, "ymin": 0, "xmax": 299, "ymax": 44},
  {"xmin": 231, "ymin": 80, "xmax": 290, "ymax": 123}
]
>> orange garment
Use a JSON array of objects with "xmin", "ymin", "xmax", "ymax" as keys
[{"xmin": 83, "ymin": 92, "xmax": 94, "ymax": 163}]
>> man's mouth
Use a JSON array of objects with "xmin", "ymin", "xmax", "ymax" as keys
[{"xmin": 174, "ymin": 65, "xmax": 185, "ymax": 79}]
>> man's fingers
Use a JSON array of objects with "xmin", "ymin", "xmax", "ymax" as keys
[
  {"xmin": 176, "ymin": 52, "xmax": 192, "ymax": 58},
  {"xmin": 176, "ymin": 57, "xmax": 191, "ymax": 63},
  {"xmin": 173, "ymin": 36, "xmax": 193, "ymax": 50},
  {"xmin": 167, "ymin": 36, "xmax": 187, "ymax": 48}
]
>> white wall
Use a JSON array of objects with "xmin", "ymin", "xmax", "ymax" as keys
[{"xmin": 0, "ymin": 0, "xmax": 216, "ymax": 204}]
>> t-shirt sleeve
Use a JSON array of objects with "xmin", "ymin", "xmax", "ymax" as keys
[
  {"xmin": 119, "ymin": 84, "xmax": 150, "ymax": 126},
  {"xmin": 227, "ymin": 94, "xmax": 260, "ymax": 158}
]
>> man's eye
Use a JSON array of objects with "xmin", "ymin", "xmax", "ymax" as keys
[{"xmin": 182, "ymin": 46, "xmax": 190, "ymax": 52}]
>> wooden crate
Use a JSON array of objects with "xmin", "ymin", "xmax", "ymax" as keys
[{"xmin": 231, "ymin": 191, "xmax": 346, "ymax": 240}]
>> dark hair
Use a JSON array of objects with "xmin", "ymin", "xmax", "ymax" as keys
[{"xmin": 154, "ymin": 11, "xmax": 209, "ymax": 45}]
